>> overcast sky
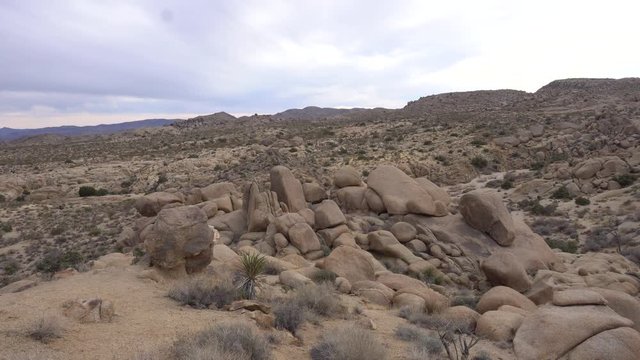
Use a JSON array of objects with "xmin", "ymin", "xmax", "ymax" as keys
[{"xmin": 1, "ymin": 1, "xmax": 638, "ymax": 128}]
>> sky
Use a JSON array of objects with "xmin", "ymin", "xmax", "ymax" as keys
[{"xmin": 1, "ymin": 1, "xmax": 639, "ymax": 128}]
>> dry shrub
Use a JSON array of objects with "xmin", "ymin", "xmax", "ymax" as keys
[
  {"xmin": 395, "ymin": 325, "xmax": 442, "ymax": 357},
  {"xmin": 168, "ymin": 275, "xmax": 238, "ymax": 309},
  {"xmin": 292, "ymin": 282, "xmax": 342, "ymax": 317},
  {"xmin": 172, "ymin": 321, "xmax": 271, "ymax": 360},
  {"xmin": 273, "ymin": 299, "xmax": 305, "ymax": 334},
  {"xmin": 310, "ymin": 325, "xmax": 387, "ymax": 360},
  {"xmin": 28, "ymin": 315, "xmax": 64, "ymax": 343}
]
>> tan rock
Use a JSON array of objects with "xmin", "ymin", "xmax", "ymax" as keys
[
  {"xmin": 476, "ymin": 286, "xmax": 537, "ymax": 314},
  {"xmin": 562, "ymin": 326, "xmax": 640, "ymax": 360},
  {"xmin": 334, "ymin": 166, "xmax": 363, "ymax": 188},
  {"xmin": 393, "ymin": 292, "xmax": 426, "ymax": 312},
  {"xmin": 302, "ymin": 182, "xmax": 327, "ymax": 203},
  {"xmin": 514, "ymin": 305, "xmax": 634, "ymax": 360},
  {"xmin": 552, "ymin": 288, "xmax": 608, "ymax": 306},
  {"xmin": 459, "ymin": 190, "xmax": 515, "ymax": 246},
  {"xmin": 352, "ymin": 280, "xmax": 395, "ymax": 306},
  {"xmin": 390, "ymin": 222, "xmax": 417, "ymax": 243},
  {"xmin": 481, "ymin": 252, "xmax": 532, "ymax": 292},
  {"xmin": 322, "ymin": 246, "xmax": 376, "ymax": 283},
  {"xmin": 366, "ymin": 165, "xmax": 446, "ymax": 216},
  {"xmin": 270, "ymin": 165, "xmax": 307, "ymax": 212},
  {"xmin": 287, "ymin": 223, "xmax": 321, "ymax": 254},
  {"xmin": 134, "ymin": 192, "xmax": 182, "ymax": 217},
  {"xmin": 476, "ymin": 310, "xmax": 524, "ymax": 341},
  {"xmin": 314, "ymin": 200, "xmax": 346, "ymax": 230}
]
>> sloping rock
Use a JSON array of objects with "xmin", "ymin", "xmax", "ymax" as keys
[
  {"xmin": 314, "ymin": 200, "xmax": 346, "ymax": 230},
  {"xmin": 244, "ymin": 182, "xmax": 279, "ymax": 232},
  {"xmin": 459, "ymin": 190, "xmax": 515, "ymax": 246},
  {"xmin": 573, "ymin": 159, "xmax": 603, "ymax": 179},
  {"xmin": 481, "ymin": 252, "xmax": 532, "ymax": 292},
  {"xmin": 134, "ymin": 192, "xmax": 182, "ymax": 217},
  {"xmin": 270, "ymin": 166, "xmax": 307, "ymax": 212},
  {"xmin": 415, "ymin": 177, "xmax": 451, "ymax": 210},
  {"xmin": 476, "ymin": 286, "xmax": 537, "ymax": 313},
  {"xmin": 392, "ymin": 293, "xmax": 426, "ymax": 312},
  {"xmin": 368, "ymin": 230, "xmax": 422, "ymax": 264},
  {"xmin": 514, "ymin": 305, "xmax": 634, "ymax": 360},
  {"xmin": 366, "ymin": 165, "xmax": 447, "ymax": 216},
  {"xmin": 322, "ymin": 246, "xmax": 377, "ymax": 283},
  {"xmin": 395, "ymin": 286, "xmax": 449, "ymax": 313},
  {"xmin": 597, "ymin": 156, "xmax": 629, "ymax": 178},
  {"xmin": 591, "ymin": 288, "xmax": 640, "ymax": 332},
  {"xmin": 142, "ymin": 206, "xmax": 214, "ymax": 273},
  {"xmin": 552, "ymin": 289, "xmax": 607, "ymax": 306},
  {"xmin": 561, "ymin": 326, "xmax": 640, "ymax": 360},
  {"xmin": 279, "ymin": 270, "xmax": 312, "ymax": 288}
]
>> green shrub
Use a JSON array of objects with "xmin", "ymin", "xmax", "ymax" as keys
[
  {"xmin": 551, "ymin": 186, "xmax": 573, "ymax": 200},
  {"xmin": 545, "ymin": 238, "xmax": 578, "ymax": 253},
  {"xmin": 236, "ymin": 253, "xmax": 266, "ymax": 300},
  {"xmin": 470, "ymin": 156, "xmax": 488, "ymax": 169},
  {"xmin": 172, "ymin": 322, "xmax": 271, "ymax": 360},
  {"xmin": 613, "ymin": 174, "xmax": 636, "ymax": 187},
  {"xmin": 36, "ymin": 250, "xmax": 84, "ymax": 273},
  {"xmin": 96, "ymin": 188, "xmax": 109, "ymax": 196},
  {"xmin": 530, "ymin": 162, "xmax": 544, "ymax": 171},
  {"xmin": 0, "ymin": 222, "xmax": 12, "ymax": 233},
  {"xmin": 518, "ymin": 199, "xmax": 557, "ymax": 216},
  {"xmin": 309, "ymin": 269, "xmax": 337, "ymax": 284},
  {"xmin": 575, "ymin": 197, "xmax": 590, "ymax": 206},
  {"xmin": 500, "ymin": 179, "xmax": 514, "ymax": 190},
  {"xmin": 78, "ymin": 186, "xmax": 97, "ymax": 197}
]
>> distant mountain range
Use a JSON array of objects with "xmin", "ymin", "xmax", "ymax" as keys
[{"xmin": 0, "ymin": 119, "xmax": 175, "ymax": 141}]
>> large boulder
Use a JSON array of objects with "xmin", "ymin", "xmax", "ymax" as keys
[
  {"xmin": 591, "ymin": 288, "xmax": 640, "ymax": 332},
  {"xmin": 459, "ymin": 190, "xmax": 515, "ymax": 246},
  {"xmin": 476, "ymin": 286, "xmax": 537, "ymax": 313},
  {"xmin": 287, "ymin": 223, "xmax": 321, "ymax": 254},
  {"xmin": 322, "ymin": 246, "xmax": 383, "ymax": 283},
  {"xmin": 334, "ymin": 166, "xmax": 363, "ymax": 188},
  {"xmin": 561, "ymin": 326, "xmax": 640, "ymax": 360},
  {"xmin": 481, "ymin": 252, "xmax": 532, "ymax": 292},
  {"xmin": 366, "ymin": 165, "xmax": 448, "ymax": 216},
  {"xmin": 368, "ymin": 230, "xmax": 422, "ymax": 264},
  {"xmin": 142, "ymin": 206, "xmax": 214, "ymax": 273},
  {"xmin": 390, "ymin": 222, "xmax": 417, "ymax": 243},
  {"xmin": 513, "ymin": 305, "xmax": 634, "ymax": 360},
  {"xmin": 415, "ymin": 177, "xmax": 451, "ymax": 210},
  {"xmin": 476, "ymin": 310, "xmax": 524, "ymax": 342},
  {"xmin": 270, "ymin": 166, "xmax": 307, "ymax": 212},
  {"xmin": 352, "ymin": 280, "xmax": 395, "ymax": 306},
  {"xmin": 302, "ymin": 183, "xmax": 327, "ymax": 203},
  {"xmin": 597, "ymin": 156, "xmax": 629, "ymax": 178},
  {"xmin": 244, "ymin": 182, "xmax": 279, "ymax": 232},
  {"xmin": 552, "ymin": 289, "xmax": 608, "ymax": 306},
  {"xmin": 314, "ymin": 200, "xmax": 347, "ymax": 230},
  {"xmin": 573, "ymin": 159, "xmax": 603, "ymax": 179},
  {"xmin": 200, "ymin": 182, "xmax": 237, "ymax": 201},
  {"xmin": 134, "ymin": 192, "xmax": 183, "ymax": 217}
]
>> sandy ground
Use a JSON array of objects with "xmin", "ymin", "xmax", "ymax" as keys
[{"xmin": 0, "ymin": 255, "xmax": 442, "ymax": 360}]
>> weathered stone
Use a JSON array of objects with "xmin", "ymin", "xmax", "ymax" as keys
[
  {"xmin": 314, "ymin": 200, "xmax": 347, "ymax": 230},
  {"xmin": 481, "ymin": 252, "xmax": 532, "ymax": 292},
  {"xmin": 302, "ymin": 182, "xmax": 327, "ymax": 203},
  {"xmin": 552, "ymin": 289, "xmax": 608, "ymax": 306},
  {"xmin": 334, "ymin": 166, "xmax": 363, "ymax": 188},
  {"xmin": 287, "ymin": 223, "xmax": 321, "ymax": 254},
  {"xmin": 134, "ymin": 192, "xmax": 182, "ymax": 217},
  {"xmin": 476, "ymin": 310, "xmax": 524, "ymax": 342},
  {"xmin": 323, "ymin": 246, "xmax": 376, "ymax": 283},
  {"xmin": 476, "ymin": 286, "xmax": 537, "ymax": 314},
  {"xmin": 142, "ymin": 206, "xmax": 214, "ymax": 273},
  {"xmin": 270, "ymin": 166, "xmax": 307, "ymax": 212},
  {"xmin": 390, "ymin": 222, "xmax": 417, "ymax": 243},
  {"xmin": 459, "ymin": 190, "xmax": 515, "ymax": 246}
]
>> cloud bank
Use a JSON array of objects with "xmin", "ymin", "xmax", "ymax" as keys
[{"xmin": 1, "ymin": 0, "xmax": 638, "ymax": 128}]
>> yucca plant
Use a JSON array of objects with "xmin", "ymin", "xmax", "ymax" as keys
[{"xmin": 235, "ymin": 253, "xmax": 266, "ymax": 300}]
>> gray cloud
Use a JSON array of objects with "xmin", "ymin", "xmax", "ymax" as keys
[{"xmin": 0, "ymin": 0, "xmax": 638, "ymax": 128}]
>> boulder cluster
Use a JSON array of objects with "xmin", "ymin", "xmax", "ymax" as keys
[{"xmin": 121, "ymin": 163, "xmax": 640, "ymax": 358}]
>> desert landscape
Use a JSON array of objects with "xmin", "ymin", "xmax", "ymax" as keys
[{"xmin": 0, "ymin": 77, "xmax": 639, "ymax": 359}]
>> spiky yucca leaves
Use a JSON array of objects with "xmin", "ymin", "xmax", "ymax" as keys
[{"xmin": 236, "ymin": 253, "xmax": 266, "ymax": 300}]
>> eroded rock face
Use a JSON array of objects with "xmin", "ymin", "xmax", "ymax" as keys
[
  {"xmin": 459, "ymin": 190, "xmax": 515, "ymax": 246},
  {"xmin": 513, "ymin": 305, "xmax": 634, "ymax": 360},
  {"xmin": 314, "ymin": 200, "xmax": 346, "ymax": 230},
  {"xmin": 287, "ymin": 222, "xmax": 321, "ymax": 254},
  {"xmin": 270, "ymin": 166, "xmax": 307, "ymax": 212},
  {"xmin": 366, "ymin": 165, "xmax": 448, "ymax": 216},
  {"xmin": 476, "ymin": 286, "xmax": 537, "ymax": 313},
  {"xmin": 142, "ymin": 206, "xmax": 214, "ymax": 273}
]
